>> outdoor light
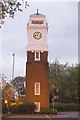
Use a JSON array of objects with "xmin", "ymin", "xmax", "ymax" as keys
[
  {"xmin": 41, "ymin": 51, "xmax": 44, "ymax": 53},
  {"xmin": 5, "ymin": 100, "xmax": 8, "ymax": 104},
  {"xmin": 5, "ymin": 99, "xmax": 10, "ymax": 114},
  {"xmin": 31, "ymin": 51, "xmax": 34, "ymax": 53}
]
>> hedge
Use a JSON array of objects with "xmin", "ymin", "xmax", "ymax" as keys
[
  {"xmin": 40, "ymin": 108, "xmax": 57, "ymax": 114},
  {"xmin": 50, "ymin": 102, "xmax": 79, "ymax": 111},
  {"xmin": 10, "ymin": 103, "xmax": 35, "ymax": 114}
]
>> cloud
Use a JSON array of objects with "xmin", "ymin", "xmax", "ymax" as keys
[{"xmin": 1, "ymin": 2, "xmax": 78, "ymax": 80}]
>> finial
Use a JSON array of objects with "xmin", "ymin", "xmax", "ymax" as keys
[{"xmin": 37, "ymin": 9, "xmax": 39, "ymax": 15}]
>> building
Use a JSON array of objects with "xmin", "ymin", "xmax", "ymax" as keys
[{"xmin": 25, "ymin": 10, "xmax": 49, "ymax": 112}]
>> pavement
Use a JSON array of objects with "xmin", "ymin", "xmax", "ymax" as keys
[{"xmin": 1, "ymin": 112, "xmax": 80, "ymax": 120}]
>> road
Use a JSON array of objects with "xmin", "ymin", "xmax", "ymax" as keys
[{"xmin": 1, "ymin": 112, "xmax": 79, "ymax": 120}]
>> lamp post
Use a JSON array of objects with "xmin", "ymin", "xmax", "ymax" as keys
[
  {"xmin": 5, "ymin": 100, "xmax": 10, "ymax": 114},
  {"xmin": 12, "ymin": 53, "xmax": 15, "ymax": 80},
  {"xmin": 52, "ymin": 93, "xmax": 54, "ymax": 111},
  {"xmin": 51, "ymin": 84, "xmax": 56, "ymax": 111}
]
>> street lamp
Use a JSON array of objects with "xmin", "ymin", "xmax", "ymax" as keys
[
  {"xmin": 12, "ymin": 53, "xmax": 15, "ymax": 80},
  {"xmin": 5, "ymin": 100, "xmax": 8, "ymax": 104},
  {"xmin": 5, "ymin": 100, "xmax": 10, "ymax": 114},
  {"xmin": 51, "ymin": 84, "xmax": 56, "ymax": 111}
]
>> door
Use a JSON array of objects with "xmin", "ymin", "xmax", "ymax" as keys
[{"xmin": 34, "ymin": 102, "xmax": 40, "ymax": 112}]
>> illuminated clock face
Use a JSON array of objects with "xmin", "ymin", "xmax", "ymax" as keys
[{"xmin": 33, "ymin": 32, "xmax": 42, "ymax": 40}]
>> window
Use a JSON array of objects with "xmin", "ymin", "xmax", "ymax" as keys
[
  {"xmin": 34, "ymin": 102, "xmax": 40, "ymax": 112},
  {"xmin": 35, "ymin": 51, "xmax": 40, "ymax": 61},
  {"xmin": 34, "ymin": 82, "xmax": 40, "ymax": 95},
  {"xmin": 32, "ymin": 20, "xmax": 43, "ymax": 24}
]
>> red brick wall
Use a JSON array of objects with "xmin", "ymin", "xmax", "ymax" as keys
[
  {"xmin": 25, "ymin": 51, "xmax": 49, "ymax": 109},
  {"xmin": 27, "ymin": 51, "xmax": 48, "ymax": 62}
]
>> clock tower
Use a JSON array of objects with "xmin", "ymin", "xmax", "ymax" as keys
[{"xmin": 26, "ymin": 10, "xmax": 49, "ymax": 112}]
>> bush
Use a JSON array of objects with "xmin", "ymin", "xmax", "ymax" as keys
[
  {"xmin": 2, "ymin": 104, "xmax": 8, "ymax": 114},
  {"xmin": 78, "ymin": 104, "xmax": 80, "ymax": 111},
  {"xmin": 40, "ymin": 108, "xmax": 57, "ymax": 114},
  {"xmin": 9, "ymin": 105, "xmax": 17, "ymax": 114},
  {"xmin": 50, "ymin": 102, "xmax": 79, "ymax": 111},
  {"xmin": 11, "ymin": 103, "xmax": 35, "ymax": 114}
]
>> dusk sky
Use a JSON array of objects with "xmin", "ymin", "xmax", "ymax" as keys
[{"xmin": 1, "ymin": 1, "xmax": 78, "ymax": 81}]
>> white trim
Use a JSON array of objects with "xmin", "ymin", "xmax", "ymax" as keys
[
  {"xmin": 24, "ymin": 81, "xmax": 26, "ymax": 88},
  {"xmin": 34, "ymin": 102, "xmax": 40, "ymax": 112},
  {"xmin": 35, "ymin": 51, "xmax": 40, "ymax": 61},
  {"xmin": 34, "ymin": 82, "xmax": 40, "ymax": 95},
  {"xmin": 26, "ymin": 45, "xmax": 48, "ymax": 51}
]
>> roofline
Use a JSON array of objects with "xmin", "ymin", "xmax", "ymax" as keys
[
  {"xmin": 30, "ymin": 9, "xmax": 45, "ymax": 17},
  {"xmin": 30, "ymin": 13, "xmax": 45, "ymax": 17}
]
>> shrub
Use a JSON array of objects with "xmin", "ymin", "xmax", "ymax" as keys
[
  {"xmin": 40, "ymin": 108, "xmax": 57, "ymax": 114},
  {"xmin": 9, "ymin": 105, "xmax": 17, "ymax": 114},
  {"xmin": 16, "ymin": 103, "xmax": 35, "ymax": 114},
  {"xmin": 50, "ymin": 102, "xmax": 78, "ymax": 111}
]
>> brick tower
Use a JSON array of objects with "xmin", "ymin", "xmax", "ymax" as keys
[{"xmin": 26, "ymin": 10, "xmax": 49, "ymax": 112}]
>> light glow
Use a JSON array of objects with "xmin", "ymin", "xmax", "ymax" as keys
[{"xmin": 5, "ymin": 100, "xmax": 8, "ymax": 104}]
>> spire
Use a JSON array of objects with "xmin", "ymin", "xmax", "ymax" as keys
[{"xmin": 36, "ymin": 9, "xmax": 39, "ymax": 15}]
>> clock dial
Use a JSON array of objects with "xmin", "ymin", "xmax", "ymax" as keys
[{"xmin": 33, "ymin": 32, "xmax": 42, "ymax": 40}]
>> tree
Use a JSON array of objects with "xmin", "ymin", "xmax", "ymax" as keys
[
  {"xmin": 11, "ymin": 76, "xmax": 25, "ymax": 96},
  {"xmin": 49, "ymin": 60, "xmax": 78, "ymax": 102},
  {"xmin": 78, "ymin": 63, "xmax": 80, "ymax": 102},
  {"xmin": 0, "ymin": 0, "xmax": 29, "ymax": 27},
  {"xmin": 0, "ymin": 74, "xmax": 7, "ymax": 100},
  {"xmin": 2, "ymin": 83, "xmax": 16, "ymax": 103}
]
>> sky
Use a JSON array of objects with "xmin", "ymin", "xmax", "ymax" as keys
[{"xmin": 0, "ymin": 1, "xmax": 78, "ymax": 81}]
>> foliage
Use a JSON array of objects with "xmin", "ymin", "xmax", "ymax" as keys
[
  {"xmin": 0, "ymin": 0, "xmax": 29, "ymax": 27},
  {"xmin": 78, "ymin": 63, "xmax": 80, "ymax": 102},
  {"xmin": 18, "ymin": 95, "xmax": 26, "ymax": 103},
  {"xmin": 49, "ymin": 60, "xmax": 78, "ymax": 102},
  {"xmin": 0, "ymin": 74, "xmax": 7, "ymax": 112},
  {"xmin": 49, "ymin": 80, "xmax": 56, "ymax": 95},
  {"xmin": 10, "ymin": 60, "xmax": 78, "ymax": 103},
  {"xmin": 9, "ymin": 104, "xmax": 57, "ymax": 114},
  {"xmin": 0, "ymin": 74, "xmax": 7, "ymax": 90},
  {"xmin": 2, "ymin": 83, "xmax": 16, "ymax": 103},
  {"xmin": 11, "ymin": 76, "xmax": 25, "ymax": 96},
  {"xmin": 50, "ymin": 102, "xmax": 79, "ymax": 111},
  {"xmin": 40, "ymin": 108, "xmax": 57, "ymax": 114},
  {"xmin": 9, "ymin": 103, "xmax": 35, "ymax": 114}
]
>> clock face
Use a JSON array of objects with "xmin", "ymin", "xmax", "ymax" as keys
[{"xmin": 33, "ymin": 32, "xmax": 42, "ymax": 40}]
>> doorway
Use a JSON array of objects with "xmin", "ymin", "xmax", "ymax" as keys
[{"xmin": 34, "ymin": 102, "xmax": 40, "ymax": 112}]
